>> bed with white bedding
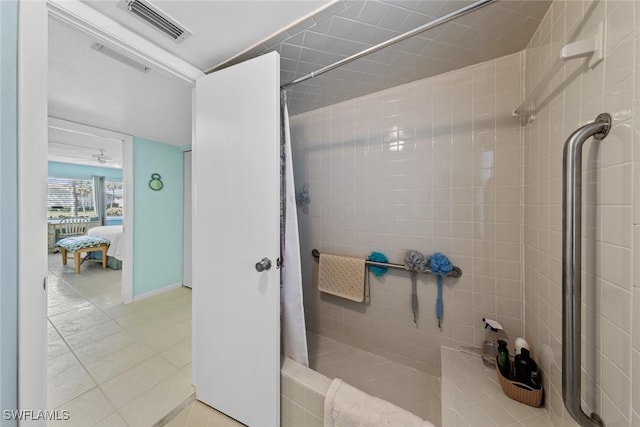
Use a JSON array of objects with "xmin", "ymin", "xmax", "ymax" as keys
[{"xmin": 86, "ymin": 225, "xmax": 124, "ymax": 269}]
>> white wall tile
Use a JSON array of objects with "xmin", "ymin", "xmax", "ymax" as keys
[
  {"xmin": 291, "ymin": 52, "xmax": 524, "ymax": 374},
  {"xmin": 292, "ymin": 3, "xmax": 638, "ymax": 424},
  {"xmin": 523, "ymin": 0, "xmax": 637, "ymax": 424},
  {"xmin": 605, "ymin": 1, "xmax": 634, "ymax": 53}
]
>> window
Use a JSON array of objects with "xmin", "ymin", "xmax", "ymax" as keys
[
  {"xmin": 105, "ymin": 180, "xmax": 123, "ymax": 218},
  {"xmin": 47, "ymin": 177, "xmax": 94, "ymax": 219}
]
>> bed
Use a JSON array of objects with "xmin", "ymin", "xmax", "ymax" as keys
[{"xmin": 86, "ymin": 225, "xmax": 124, "ymax": 270}]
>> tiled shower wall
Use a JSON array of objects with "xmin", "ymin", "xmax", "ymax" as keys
[
  {"xmin": 523, "ymin": 0, "xmax": 638, "ymax": 425},
  {"xmin": 289, "ymin": 52, "xmax": 524, "ymax": 376}
]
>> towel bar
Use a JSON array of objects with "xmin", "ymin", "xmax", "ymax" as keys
[{"xmin": 311, "ymin": 249, "xmax": 462, "ymax": 278}]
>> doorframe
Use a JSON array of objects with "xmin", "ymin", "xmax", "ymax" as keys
[
  {"xmin": 47, "ymin": 117, "xmax": 135, "ymax": 304},
  {"xmin": 17, "ymin": 0, "xmax": 201, "ymax": 415},
  {"xmin": 18, "ymin": 0, "xmax": 48, "ymax": 417}
]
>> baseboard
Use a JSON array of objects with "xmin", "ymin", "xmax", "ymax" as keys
[{"xmin": 133, "ymin": 282, "xmax": 183, "ymax": 302}]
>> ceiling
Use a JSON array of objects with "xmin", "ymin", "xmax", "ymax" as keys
[
  {"xmin": 48, "ymin": 0, "xmax": 551, "ymax": 148},
  {"xmin": 211, "ymin": 0, "xmax": 551, "ymax": 114},
  {"xmin": 48, "ymin": 17, "xmax": 194, "ymax": 147},
  {"xmin": 48, "ymin": 124, "xmax": 124, "ymax": 169},
  {"xmin": 80, "ymin": 0, "xmax": 331, "ymax": 71}
]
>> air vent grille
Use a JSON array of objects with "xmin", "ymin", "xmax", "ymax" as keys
[{"xmin": 123, "ymin": 0, "xmax": 192, "ymax": 43}]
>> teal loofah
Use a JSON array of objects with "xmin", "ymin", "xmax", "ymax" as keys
[{"xmin": 367, "ymin": 252, "xmax": 389, "ymax": 277}]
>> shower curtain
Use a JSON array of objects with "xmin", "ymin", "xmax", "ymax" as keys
[{"xmin": 281, "ymin": 91, "xmax": 309, "ymax": 366}]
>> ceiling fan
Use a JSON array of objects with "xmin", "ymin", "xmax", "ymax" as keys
[{"xmin": 92, "ymin": 149, "xmax": 116, "ymax": 164}]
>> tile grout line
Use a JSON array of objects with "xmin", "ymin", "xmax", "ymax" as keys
[
  {"xmin": 48, "ymin": 256, "xmax": 196, "ymax": 426},
  {"xmin": 48, "ymin": 257, "xmax": 180, "ymax": 422}
]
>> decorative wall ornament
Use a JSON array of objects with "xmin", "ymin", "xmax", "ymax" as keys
[{"xmin": 148, "ymin": 173, "xmax": 163, "ymax": 191}]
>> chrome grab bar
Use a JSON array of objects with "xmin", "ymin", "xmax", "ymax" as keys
[{"xmin": 562, "ymin": 113, "xmax": 611, "ymax": 427}]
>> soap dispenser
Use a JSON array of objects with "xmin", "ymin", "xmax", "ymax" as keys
[{"xmin": 481, "ymin": 318, "xmax": 508, "ymax": 367}]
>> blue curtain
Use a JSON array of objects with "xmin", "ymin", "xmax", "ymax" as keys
[{"xmin": 92, "ymin": 175, "xmax": 105, "ymax": 225}]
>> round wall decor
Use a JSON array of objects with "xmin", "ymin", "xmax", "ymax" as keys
[{"xmin": 149, "ymin": 173, "xmax": 164, "ymax": 191}]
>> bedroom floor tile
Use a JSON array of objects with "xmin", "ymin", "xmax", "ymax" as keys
[
  {"xmin": 73, "ymin": 329, "xmax": 139, "ymax": 364},
  {"xmin": 63, "ymin": 320, "xmax": 125, "ymax": 351},
  {"xmin": 86, "ymin": 291, "xmax": 123, "ymax": 311},
  {"xmin": 47, "ymin": 254, "xmax": 194, "ymax": 425}
]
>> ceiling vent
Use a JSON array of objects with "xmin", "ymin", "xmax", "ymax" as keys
[{"xmin": 119, "ymin": 0, "xmax": 192, "ymax": 43}]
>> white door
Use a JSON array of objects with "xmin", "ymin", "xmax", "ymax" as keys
[
  {"xmin": 183, "ymin": 150, "xmax": 192, "ymax": 288},
  {"xmin": 192, "ymin": 52, "xmax": 281, "ymax": 426}
]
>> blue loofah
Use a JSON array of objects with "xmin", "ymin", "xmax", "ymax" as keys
[
  {"xmin": 429, "ymin": 252, "xmax": 452, "ymax": 276},
  {"xmin": 367, "ymin": 251, "xmax": 389, "ymax": 277},
  {"xmin": 428, "ymin": 253, "xmax": 453, "ymax": 328}
]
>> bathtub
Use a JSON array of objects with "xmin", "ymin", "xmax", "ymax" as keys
[
  {"xmin": 282, "ymin": 332, "xmax": 442, "ymax": 426},
  {"xmin": 282, "ymin": 339, "xmax": 551, "ymax": 427},
  {"xmin": 281, "ymin": 357, "xmax": 330, "ymax": 427}
]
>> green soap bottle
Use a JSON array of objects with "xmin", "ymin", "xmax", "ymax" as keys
[{"xmin": 497, "ymin": 339, "xmax": 510, "ymax": 378}]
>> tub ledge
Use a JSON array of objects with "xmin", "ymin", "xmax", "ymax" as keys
[{"xmin": 440, "ymin": 346, "xmax": 549, "ymax": 426}]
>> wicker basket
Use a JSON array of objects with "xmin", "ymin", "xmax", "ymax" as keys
[{"xmin": 495, "ymin": 356, "xmax": 543, "ymax": 407}]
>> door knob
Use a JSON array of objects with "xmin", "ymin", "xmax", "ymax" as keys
[{"xmin": 255, "ymin": 257, "xmax": 272, "ymax": 272}]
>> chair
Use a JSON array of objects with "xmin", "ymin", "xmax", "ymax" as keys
[{"xmin": 57, "ymin": 217, "xmax": 89, "ymax": 240}]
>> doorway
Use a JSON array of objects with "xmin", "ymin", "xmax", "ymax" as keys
[
  {"xmin": 47, "ymin": 117, "xmax": 134, "ymax": 302},
  {"xmin": 46, "ymin": 117, "xmax": 136, "ymax": 410}
]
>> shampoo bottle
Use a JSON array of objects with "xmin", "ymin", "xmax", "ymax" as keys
[
  {"xmin": 514, "ymin": 348, "xmax": 541, "ymax": 389},
  {"xmin": 497, "ymin": 340, "xmax": 510, "ymax": 378}
]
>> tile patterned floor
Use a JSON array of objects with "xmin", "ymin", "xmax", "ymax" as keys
[
  {"xmin": 164, "ymin": 401, "xmax": 243, "ymax": 427},
  {"xmin": 47, "ymin": 253, "xmax": 441, "ymax": 426},
  {"xmin": 171, "ymin": 332, "xmax": 442, "ymax": 426},
  {"xmin": 47, "ymin": 254, "xmax": 198, "ymax": 426}
]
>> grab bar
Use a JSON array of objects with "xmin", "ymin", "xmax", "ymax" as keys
[
  {"xmin": 562, "ymin": 113, "xmax": 611, "ymax": 427},
  {"xmin": 311, "ymin": 249, "xmax": 462, "ymax": 278}
]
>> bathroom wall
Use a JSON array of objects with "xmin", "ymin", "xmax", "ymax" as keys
[
  {"xmin": 523, "ymin": 0, "xmax": 637, "ymax": 425},
  {"xmin": 133, "ymin": 136, "xmax": 184, "ymax": 298},
  {"xmin": 290, "ymin": 52, "xmax": 524, "ymax": 375}
]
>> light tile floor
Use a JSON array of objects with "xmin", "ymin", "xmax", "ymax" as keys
[
  {"xmin": 163, "ymin": 401, "xmax": 243, "ymax": 427},
  {"xmin": 49, "ymin": 252, "xmax": 441, "ymax": 426},
  {"xmin": 170, "ymin": 331, "xmax": 442, "ymax": 427},
  {"xmin": 47, "ymin": 253, "xmax": 200, "ymax": 426}
]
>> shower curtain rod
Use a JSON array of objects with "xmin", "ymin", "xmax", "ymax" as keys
[{"xmin": 280, "ymin": 0, "xmax": 496, "ymax": 89}]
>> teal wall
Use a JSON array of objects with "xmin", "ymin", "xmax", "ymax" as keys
[
  {"xmin": 0, "ymin": 0, "xmax": 18, "ymax": 423},
  {"xmin": 48, "ymin": 161, "xmax": 123, "ymax": 181},
  {"xmin": 133, "ymin": 137, "xmax": 184, "ymax": 297}
]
